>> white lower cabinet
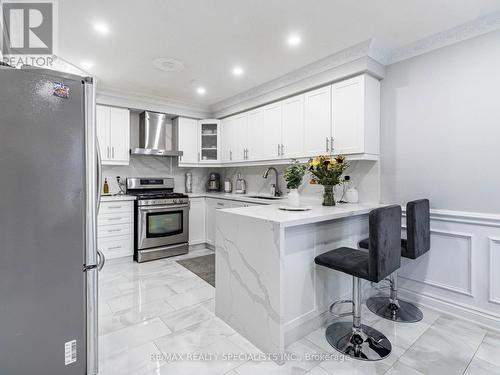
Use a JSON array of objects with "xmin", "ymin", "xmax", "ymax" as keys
[
  {"xmin": 97, "ymin": 200, "xmax": 134, "ymax": 259},
  {"xmin": 189, "ymin": 197, "xmax": 206, "ymax": 245}
]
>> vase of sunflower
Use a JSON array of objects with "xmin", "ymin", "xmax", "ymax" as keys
[{"xmin": 308, "ymin": 155, "xmax": 349, "ymax": 206}]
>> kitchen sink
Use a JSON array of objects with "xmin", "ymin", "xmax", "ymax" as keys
[{"xmin": 247, "ymin": 195, "xmax": 284, "ymax": 200}]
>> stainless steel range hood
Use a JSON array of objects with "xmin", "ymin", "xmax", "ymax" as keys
[{"xmin": 131, "ymin": 111, "xmax": 183, "ymax": 156}]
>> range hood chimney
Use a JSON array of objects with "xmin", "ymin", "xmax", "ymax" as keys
[{"xmin": 131, "ymin": 111, "xmax": 183, "ymax": 156}]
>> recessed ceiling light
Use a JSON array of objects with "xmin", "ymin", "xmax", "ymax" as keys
[
  {"xmin": 196, "ymin": 87, "xmax": 206, "ymax": 95},
  {"xmin": 287, "ymin": 34, "xmax": 302, "ymax": 47},
  {"xmin": 93, "ymin": 22, "xmax": 110, "ymax": 35},
  {"xmin": 152, "ymin": 57, "xmax": 185, "ymax": 72},
  {"xmin": 232, "ymin": 66, "xmax": 244, "ymax": 76},
  {"xmin": 81, "ymin": 61, "xmax": 94, "ymax": 69}
]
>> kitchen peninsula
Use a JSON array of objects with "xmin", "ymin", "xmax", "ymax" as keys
[{"xmin": 215, "ymin": 202, "xmax": 382, "ymax": 355}]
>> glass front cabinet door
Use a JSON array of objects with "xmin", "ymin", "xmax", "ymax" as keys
[{"xmin": 198, "ymin": 119, "xmax": 220, "ymax": 163}]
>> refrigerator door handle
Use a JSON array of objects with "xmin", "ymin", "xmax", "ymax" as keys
[
  {"xmin": 96, "ymin": 140, "xmax": 102, "ymax": 214},
  {"xmin": 97, "ymin": 250, "xmax": 105, "ymax": 272}
]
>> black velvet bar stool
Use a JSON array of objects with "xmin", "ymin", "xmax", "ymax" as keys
[
  {"xmin": 314, "ymin": 205, "xmax": 402, "ymax": 361},
  {"xmin": 359, "ymin": 199, "xmax": 430, "ymax": 323}
]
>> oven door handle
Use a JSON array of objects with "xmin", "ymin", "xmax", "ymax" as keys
[{"xmin": 139, "ymin": 205, "xmax": 188, "ymax": 213}]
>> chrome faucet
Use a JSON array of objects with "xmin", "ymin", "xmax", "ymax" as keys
[{"xmin": 262, "ymin": 167, "xmax": 281, "ymax": 197}]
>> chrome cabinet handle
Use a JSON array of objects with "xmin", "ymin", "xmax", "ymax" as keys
[
  {"xmin": 330, "ymin": 137, "xmax": 334, "ymax": 153},
  {"xmin": 281, "ymin": 144, "xmax": 284, "ymax": 156},
  {"xmin": 112, "ymin": 147, "xmax": 115, "ymax": 159},
  {"xmin": 107, "ymin": 245, "xmax": 121, "ymax": 250},
  {"xmin": 230, "ymin": 150, "xmax": 232, "ymax": 161},
  {"xmin": 107, "ymin": 206, "xmax": 122, "ymax": 209},
  {"xmin": 278, "ymin": 144, "xmax": 280, "ymax": 156},
  {"xmin": 107, "ymin": 229, "xmax": 122, "ymax": 233},
  {"xmin": 97, "ymin": 250, "xmax": 105, "ymax": 271},
  {"xmin": 246, "ymin": 148, "xmax": 249, "ymax": 159},
  {"xmin": 107, "ymin": 146, "xmax": 110, "ymax": 158},
  {"xmin": 326, "ymin": 137, "xmax": 329, "ymax": 153}
]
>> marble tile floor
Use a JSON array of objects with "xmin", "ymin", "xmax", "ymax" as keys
[{"xmin": 99, "ymin": 249, "xmax": 500, "ymax": 375}]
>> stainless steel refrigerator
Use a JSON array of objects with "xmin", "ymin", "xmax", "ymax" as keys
[{"xmin": 0, "ymin": 67, "xmax": 103, "ymax": 374}]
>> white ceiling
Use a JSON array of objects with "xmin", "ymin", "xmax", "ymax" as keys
[{"xmin": 58, "ymin": 0, "xmax": 500, "ymax": 108}]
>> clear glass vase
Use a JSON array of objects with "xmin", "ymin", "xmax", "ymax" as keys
[{"xmin": 322, "ymin": 185, "xmax": 335, "ymax": 206}]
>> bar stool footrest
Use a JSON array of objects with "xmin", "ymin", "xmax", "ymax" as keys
[{"xmin": 329, "ymin": 299, "xmax": 353, "ymax": 318}]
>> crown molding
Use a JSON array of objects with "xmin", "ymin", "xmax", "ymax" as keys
[
  {"xmin": 96, "ymin": 86, "xmax": 211, "ymax": 119},
  {"xmin": 388, "ymin": 12, "xmax": 500, "ymax": 64}
]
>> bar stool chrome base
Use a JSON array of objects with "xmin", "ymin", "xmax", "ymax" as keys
[
  {"xmin": 325, "ymin": 322, "xmax": 392, "ymax": 361},
  {"xmin": 366, "ymin": 296, "xmax": 423, "ymax": 323}
]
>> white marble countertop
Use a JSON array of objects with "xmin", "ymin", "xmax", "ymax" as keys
[
  {"xmin": 187, "ymin": 192, "xmax": 280, "ymax": 205},
  {"xmin": 218, "ymin": 202, "xmax": 384, "ymax": 227},
  {"xmin": 100, "ymin": 194, "xmax": 136, "ymax": 202}
]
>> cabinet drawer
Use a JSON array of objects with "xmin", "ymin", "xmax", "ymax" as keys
[
  {"xmin": 98, "ymin": 223, "xmax": 133, "ymax": 238},
  {"xmin": 98, "ymin": 235, "xmax": 133, "ymax": 259},
  {"xmin": 99, "ymin": 201, "xmax": 134, "ymax": 214},
  {"xmin": 98, "ymin": 212, "xmax": 133, "ymax": 226}
]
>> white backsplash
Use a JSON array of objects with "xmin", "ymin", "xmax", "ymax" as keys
[
  {"xmin": 103, "ymin": 156, "xmax": 379, "ymax": 204},
  {"xmin": 102, "ymin": 156, "xmax": 211, "ymax": 194},
  {"xmin": 218, "ymin": 160, "xmax": 380, "ymax": 204}
]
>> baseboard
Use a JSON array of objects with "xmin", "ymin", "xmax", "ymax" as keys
[
  {"xmin": 189, "ymin": 242, "xmax": 210, "ymax": 251},
  {"xmin": 398, "ymin": 287, "xmax": 500, "ymax": 333}
]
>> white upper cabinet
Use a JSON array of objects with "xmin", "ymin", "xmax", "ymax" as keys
[
  {"xmin": 232, "ymin": 113, "xmax": 248, "ymax": 162},
  {"xmin": 260, "ymin": 102, "xmax": 282, "ymax": 160},
  {"xmin": 199, "ymin": 119, "xmax": 221, "ymax": 163},
  {"xmin": 304, "ymin": 86, "xmax": 332, "ymax": 156},
  {"xmin": 188, "ymin": 74, "xmax": 379, "ymax": 166},
  {"xmin": 109, "ymin": 108, "xmax": 130, "ymax": 163},
  {"xmin": 97, "ymin": 105, "xmax": 130, "ymax": 165},
  {"xmin": 281, "ymin": 94, "xmax": 304, "ymax": 158},
  {"xmin": 177, "ymin": 117, "xmax": 199, "ymax": 165},
  {"xmin": 246, "ymin": 108, "xmax": 264, "ymax": 161},
  {"xmin": 96, "ymin": 105, "xmax": 111, "ymax": 161},
  {"xmin": 221, "ymin": 116, "xmax": 235, "ymax": 162},
  {"xmin": 331, "ymin": 75, "xmax": 380, "ymax": 156}
]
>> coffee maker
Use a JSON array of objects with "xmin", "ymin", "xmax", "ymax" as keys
[{"xmin": 207, "ymin": 173, "xmax": 221, "ymax": 192}]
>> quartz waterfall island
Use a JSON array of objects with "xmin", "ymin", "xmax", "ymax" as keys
[{"xmin": 215, "ymin": 202, "xmax": 382, "ymax": 355}]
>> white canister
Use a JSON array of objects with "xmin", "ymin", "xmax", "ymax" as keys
[
  {"xmin": 288, "ymin": 189, "xmax": 301, "ymax": 207},
  {"xmin": 345, "ymin": 187, "xmax": 359, "ymax": 204}
]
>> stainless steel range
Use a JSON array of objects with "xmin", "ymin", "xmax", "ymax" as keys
[{"xmin": 127, "ymin": 177, "xmax": 189, "ymax": 262}]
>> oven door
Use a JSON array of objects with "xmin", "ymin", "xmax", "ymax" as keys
[{"xmin": 137, "ymin": 204, "xmax": 189, "ymax": 250}]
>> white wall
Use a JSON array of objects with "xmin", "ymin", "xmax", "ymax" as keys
[
  {"xmin": 380, "ymin": 30, "xmax": 500, "ymax": 214},
  {"xmin": 380, "ymin": 30, "xmax": 500, "ymax": 330}
]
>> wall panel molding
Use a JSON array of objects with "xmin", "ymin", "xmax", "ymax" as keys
[
  {"xmin": 489, "ymin": 237, "xmax": 500, "ymax": 305},
  {"xmin": 399, "ymin": 229, "xmax": 473, "ymax": 297}
]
